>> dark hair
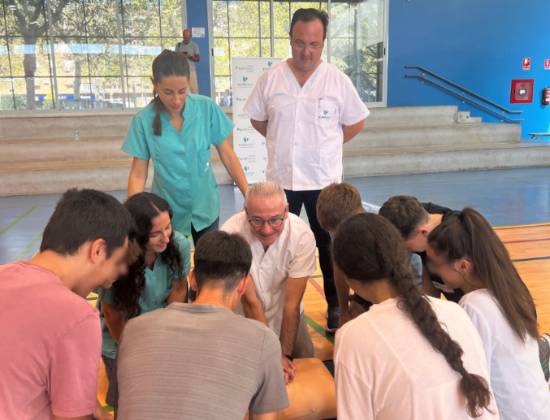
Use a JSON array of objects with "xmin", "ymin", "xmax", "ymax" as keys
[
  {"xmin": 110, "ymin": 192, "xmax": 183, "ymax": 317},
  {"xmin": 333, "ymin": 213, "xmax": 492, "ymax": 417},
  {"xmin": 317, "ymin": 183, "xmax": 363, "ymax": 232},
  {"xmin": 194, "ymin": 231, "xmax": 252, "ymax": 293},
  {"xmin": 428, "ymin": 208, "xmax": 539, "ymax": 341},
  {"xmin": 40, "ymin": 189, "xmax": 133, "ymax": 256},
  {"xmin": 290, "ymin": 8, "xmax": 329, "ymax": 40},
  {"xmin": 379, "ymin": 195, "xmax": 429, "ymax": 239},
  {"xmin": 151, "ymin": 49, "xmax": 190, "ymax": 136}
]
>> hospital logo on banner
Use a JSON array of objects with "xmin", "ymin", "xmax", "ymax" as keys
[{"xmin": 231, "ymin": 57, "xmax": 282, "ymax": 183}]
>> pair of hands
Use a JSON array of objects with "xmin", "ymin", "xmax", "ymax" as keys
[{"xmin": 281, "ymin": 355, "xmax": 296, "ymax": 385}]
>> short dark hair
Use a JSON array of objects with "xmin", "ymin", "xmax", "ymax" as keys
[
  {"xmin": 193, "ymin": 231, "xmax": 252, "ymax": 293},
  {"xmin": 40, "ymin": 189, "xmax": 133, "ymax": 256},
  {"xmin": 317, "ymin": 183, "xmax": 363, "ymax": 232},
  {"xmin": 379, "ymin": 195, "xmax": 428, "ymax": 239},
  {"xmin": 290, "ymin": 8, "xmax": 329, "ymax": 40}
]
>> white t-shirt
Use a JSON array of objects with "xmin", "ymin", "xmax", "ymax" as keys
[
  {"xmin": 335, "ymin": 296, "xmax": 499, "ymax": 420},
  {"xmin": 175, "ymin": 40, "xmax": 199, "ymax": 70},
  {"xmin": 221, "ymin": 211, "xmax": 316, "ymax": 335},
  {"xmin": 460, "ymin": 289, "xmax": 550, "ymax": 420},
  {"xmin": 244, "ymin": 60, "xmax": 369, "ymax": 191}
]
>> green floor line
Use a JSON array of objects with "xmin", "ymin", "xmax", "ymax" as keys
[
  {"xmin": 304, "ymin": 314, "xmax": 335, "ymax": 344},
  {"xmin": 0, "ymin": 206, "xmax": 38, "ymax": 237},
  {"xmin": 14, "ymin": 232, "xmax": 43, "ymax": 261}
]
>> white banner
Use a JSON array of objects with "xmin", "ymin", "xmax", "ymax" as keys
[{"xmin": 231, "ymin": 57, "xmax": 281, "ymax": 184}]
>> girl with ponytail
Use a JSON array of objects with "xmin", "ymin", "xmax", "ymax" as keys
[
  {"xmin": 122, "ymin": 49, "xmax": 248, "ymax": 244},
  {"xmin": 332, "ymin": 213, "xmax": 497, "ymax": 420},
  {"xmin": 428, "ymin": 208, "xmax": 550, "ymax": 419}
]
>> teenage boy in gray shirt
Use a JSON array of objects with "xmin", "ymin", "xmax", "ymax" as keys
[{"xmin": 117, "ymin": 231, "xmax": 288, "ymax": 420}]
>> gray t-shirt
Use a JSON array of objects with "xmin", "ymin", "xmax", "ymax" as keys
[
  {"xmin": 175, "ymin": 41, "xmax": 199, "ymax": 69},
  {"xmin": 117, "ymin": 303, "xmax": 288, "ymax": 420}
]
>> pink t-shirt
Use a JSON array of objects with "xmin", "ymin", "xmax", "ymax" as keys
[{"xmin": 0, "ymin": 261, "xmax": 101, "ymax": 419}]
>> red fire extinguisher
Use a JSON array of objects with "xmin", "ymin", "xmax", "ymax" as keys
[{"xmin": 543, "ymin": 87, "xmax": 550, "ymax": 106}]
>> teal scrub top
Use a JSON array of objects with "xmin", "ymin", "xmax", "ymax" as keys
[
  {"xmin": 98, "ymin": 231, "xmax": 191, "ymax": 359},
  {"xmin": 122, "ymin": 94, "xmax": 234, "ymax": 236}
]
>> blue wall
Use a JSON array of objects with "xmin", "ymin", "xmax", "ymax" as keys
[
  {"xmin": 387, "ymin": 0, "xmax": 550, "ymax": 139},
  {"xmin": 186, "ymin": 0, "xmax": 211, "ymax": 96}
]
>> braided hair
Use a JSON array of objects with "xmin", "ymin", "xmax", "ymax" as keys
[{"xmin": 332, "ymin": 213, "xmax": 492, "ymax": 417}]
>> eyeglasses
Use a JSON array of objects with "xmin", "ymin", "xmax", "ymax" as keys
[
  {"xmin": 247, "ymin": 215, "xmax": 285, "ymax": 229},
  {"xmin": 291, "ymin": 40, "xmax": 323, "ymax": 50}
]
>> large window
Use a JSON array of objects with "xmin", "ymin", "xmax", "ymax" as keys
[
  {"xmin": 212, "ymin": 0, "xmax": 386, "ymax": 107},
  {"xmin": 0, "ymin": 0, "xmax": 183, "ymax": 111}
]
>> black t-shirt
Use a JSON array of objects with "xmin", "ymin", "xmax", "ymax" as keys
[{"xmin": 418, "ymin": 202, "xmax": 465, "ymax": 303}]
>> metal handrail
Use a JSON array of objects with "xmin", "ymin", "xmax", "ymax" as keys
[
  {"xmin": 404, "ymin": 74, "xmax": 522, "ymax": 124},
  {"xmin": 404, "ymin": 65, "xmax": 522, "ymax": 115}
]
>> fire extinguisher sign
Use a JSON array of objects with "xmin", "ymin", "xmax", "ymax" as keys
[
  {"xmin": 522, "ymin": 57, "xmax": 531, "ymax": 71},
  {"xmin": 544, "ymin": 59, "xmax": 550, "ymax": 70}
]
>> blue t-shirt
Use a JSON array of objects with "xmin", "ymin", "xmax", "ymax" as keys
[
  {"xmin": 99, "ymin": 231, "xmax": 191, "ymax": 358},
  {"xmin": 122, "ymin": 94, "xmax": 233, "ymax": 235}
]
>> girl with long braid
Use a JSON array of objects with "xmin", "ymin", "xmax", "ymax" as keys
[
  {"xmin": 427, "ymin": 208, "xmax": 550, "ymax": 419},
  {"xmin": 122, "ymin": 50, "xmax": 248, "ymax": 244},
  {"xmin": 332, "ymin": 213, "xmax": 498, "ymax": 420}
]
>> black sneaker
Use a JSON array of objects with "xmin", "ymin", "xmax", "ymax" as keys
[
  {"xmin": 538, "ymin": 333, "xmax": 550, "ymax": 383},
  {"xmin": 326, "ymin": 306, "xmax": 340, "ymax": 333}
]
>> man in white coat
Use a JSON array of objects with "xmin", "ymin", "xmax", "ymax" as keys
[
  {"xmin": 244, "ymin": 8, "xmax": 369, "ymax": 331},
  {"xmin": 222, "ymin": 182, "xmax": 316, "ymax": 384}
]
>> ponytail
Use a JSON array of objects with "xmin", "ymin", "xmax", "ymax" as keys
[
  {"xmin": 332, "ymin": 213, "xmax": 493, "ymax": 417},
  {"xmin": 428, "ymin": 208, "xmax": 538, "ymax": 341},
  {"xmin": 152, "ymin": 95, "xmax": 163, "ymax": 136}
]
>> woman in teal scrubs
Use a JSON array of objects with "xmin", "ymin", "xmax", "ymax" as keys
[
  {"xmin": 98, "ymin": 192, "xmax": 190, "ymax": 410},
  {"xmin": 123, "ymin": 49, "xmax": 248, "ymax": 243}
]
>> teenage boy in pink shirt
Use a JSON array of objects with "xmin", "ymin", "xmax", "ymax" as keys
[{"xmin": 0, "ymin": 189, "xmax": 133, "ymax": 420}]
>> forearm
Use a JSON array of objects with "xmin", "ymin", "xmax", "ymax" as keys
[
  {"xmin": 102, "ymin": 303, "xmax": 126, "ymax": 343},
  {"xmin": 219, "ymin": 144, "xmax": 249, "ymax": 196},
  {"xmin": 167, "ymin": 279, "xmax": 188, "ymax": 304},
  {"xmin": 241, "ymin": 280, "xmax": 268, "ymax": 325},
  {"xmin": 250, "ymin": 412, "xmax": 277, "ymax": 420},
  {"xmin": 335, "ymin": 271, "xmax": 351, "ymax": 316},
  {"xmin": 250, "ymin": 119, "xmax": 268, "ymax": 137},
  {"xmin": 127, "ymin": 159, "xmax": 149, "ymax": 197},
  {"xmin": 342, "ymin": 120, "xmax": 365, "ymax": 143},
  {"xmin": 243, "ymin": 298, "xmax": 268, "ymax": 325},
  {"xmin": 128, "ymin": 173, "xmax": 146, "ymax": 197},
  {"xmin": 279, "ymin": 305, "xmax": 301, "ymax": 357}
]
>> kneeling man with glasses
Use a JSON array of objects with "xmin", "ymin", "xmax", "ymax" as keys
[{"xmin": 222, "ymin": 181, "xmax": 316, "ymax": 384}]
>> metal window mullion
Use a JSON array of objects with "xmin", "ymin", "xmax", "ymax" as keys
[
  {"xmin": 82, "ymin": 1, "xmax": 94, "ymax": 109},
  {"xmin": 2, "ymin": 0, "xmax": 17, "ymax": 109},
  {"xmin": 158, "ymin": 0, "xmax": 163, "ymax": 50},
  {"xmin": 225, "ymin": 2, "xmax": 232, "ymax": 92},
  {"xmin": 327, "ymin": 0, "xmax": 331, "ymax": 62},
  {"xmin": 258, "ymin": 1, "xmax": 261, "ymax": 56},
  {"xmin": 116, "ymin": 0, "xmax": 127, "ymax": 109},
  {"xmin": 44, "ymin": 0, "xmax": 59, "ymax": 109},
  {"xmin": 269, "ymin": 0, "xmax": 274, "ymax": 57}
]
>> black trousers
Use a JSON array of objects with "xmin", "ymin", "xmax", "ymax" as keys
[
  {"xmin": 191, "ymin": 217, "xmax": 219, "ymax": 246},
  {"xmin": 284, "ymin": 189, "xmax": 337, "ymax": 308}
]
